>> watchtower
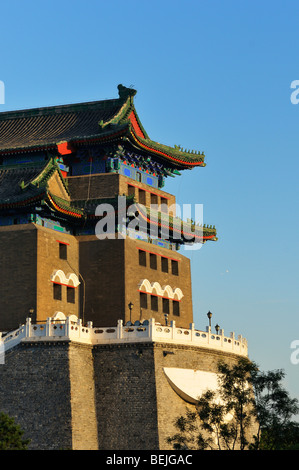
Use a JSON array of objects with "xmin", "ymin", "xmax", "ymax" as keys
[{"xmin": 0, "ymin": 84, "xmax": 217, "ymax": 331}]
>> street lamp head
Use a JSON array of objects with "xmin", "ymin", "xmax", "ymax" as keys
[
  {"xmin": 207, "ymin": 310, "xmax": 213, "ymax": 328},
  {"xmin": 128, "ymin": 302, "xmax": 133, "ymax": 322},
  {"xmin": 215, "ymin": 324, "xmax": 220, "ymax": 333}
]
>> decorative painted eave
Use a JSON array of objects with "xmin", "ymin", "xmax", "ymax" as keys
[
  {"xmin": 99, "ymin": 84, "xmax": 149, "ymax": 139},
  {"xmin": 0, "ymin": 158, "xmax": 79, "ymax": 221},
  {"xmin": 0, "ymin": 92, "xmax": 124, "ymax": 155},
  {"xmin": 0, "ymin": 158, "xmax": 69, "ymax": 207},
  {"xmin": 0, "ymin": 162, "xmax": 46, "ymax": 207},
  {"xmin": 0, "ymin": 143, "xmax": 57, "ymax": 156},
  {"xmin": 127, "ymin": 126, "xmax": 205, "ymax": 169},
  {"xmin": 46, "ymin": 193, "xmax": 85, "ymax": 219},
  {"xmin": 84, "ymin": 197, "xmax": 217, "ymax": 243},
  {"xmin": 97, "ymin": 85, "xmax": 205, "ymax": 169},
  {"xmin": 23, "ymin": 156, "xmax": 70, "ymax": 196},
  {"xmin": 0, "ymin": 85, "xmax": 206, "ymax": 170},
  {"xmin": 135, "ymin": 204, "xmax": 217, "ymax": 243},
  {"xmin": 0, "ymin": 190, "xmax": 46, "ymax": 210}
]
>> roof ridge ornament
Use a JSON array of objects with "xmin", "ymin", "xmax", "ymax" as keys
[{"xmin": 117, "ymin": 84, "xmax": 137, "ymax": 101}]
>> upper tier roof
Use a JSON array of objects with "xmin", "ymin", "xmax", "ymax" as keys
[{"xmin": 0, "ymin": 85, "xmax": 205, "ymax": 170}]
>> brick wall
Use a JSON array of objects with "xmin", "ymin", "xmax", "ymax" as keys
[
  {"xmin": 77, "ymin": 236, "xmax": 125, "ymax": 326},
  {"xmin": 0, "ymin": 342, "xmax": 73, "ymax": 450},
  {"xmin": 0, "ymin": 338, "xmax": 254, "ymax": 450},
  {"xmin": 124, "ymin": 238, "xmax": 193, "ymax": 328},
  {"xmin": 153, "ymin": 343, "xmax": 245, "ymax": 449},
  {"xmin": 91, "ymin": 341, "xmax": 251, "ymax": 450},
  {"xmin": 0, "ymin": 223, "xmax": 193, "ymax": 330},
  {"xmin": 118, "ymin": 175, "xmax": 176, "ymax": 213},
  {"xmin": 93, "ymin": 343, "xmax": 159, "ymax": 450},
  {"xmin": 0, "ymin": 224, "xmax": 80, "ymax": 331},
  {"xmin": 36, "ymin": 226, "xmax": 79, "ymax": 321},
  {"xmin": 0, "ymin": 225, "xmax": 37, "ymax": 331},
  {"xmin": 67, "ymin": 173, "xmax": 120, "ymax": 201},
  {"xmin": 66, "ymin": 173, "xmax": 176, "ymax": 212},
  {"xmin": 0, "ymin": 341, "xmax": 99, "ymax": 450},
  {"xmin": 68, "ymin": 342, "xmax": 98, "ymax": 450},
  {"xmin": 77, "ymin": 236, "xmax": 193, "ymax": 328}
]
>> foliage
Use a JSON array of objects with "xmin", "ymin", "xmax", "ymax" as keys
[
  {"xmin": 167, "ymin": 358, "xmax": 299, "ymax": 451},
  {"xmin": 0, "ymin": 412, "xmax": 30, "ymax": 450},
  {"xmin": 250, "ymin": 368, "xmax": 299, "ymax": 450}
]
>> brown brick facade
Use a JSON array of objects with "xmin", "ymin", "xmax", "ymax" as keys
[
  {"xmin": 0, "ymin": 224, "xmax": 80, "ymax": 331},
  {"xmin": 77, "ymin": 236, "xmax": 126, "ymax": 326},
  {"xmin": 0, "ymin": 223, "xmax": 193, "ymax": 331},
  {"xmin": 67, "ymin": 173, "xmax": 176, "ymax": 212},
  {"xmin": 0, "ymin": 164, "xmax": 192, "ymax": 332},
  {"xmin": 36, "ymin": 226, "xmax": 79, "ymax": 321},
  {"xmin": 124, "ymin": 238, "xmax": 193, "ymax": 328},
  {"xmin": 0, "ymin": 225, "xmax": 37, "ymax": 331},
  {"xmin": 77, "ymin": 235, "xmax": 193, "ymax": 328}
]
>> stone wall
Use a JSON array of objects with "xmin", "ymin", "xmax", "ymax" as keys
[
  {"xmin": 0, "ymin": 342, "xmax": 73, "ymax": 450},
  {"xmin": 0, "ymin": 340, "xmax": 99, "ymax": 450},
  {"xmin": 153, "ymin": 343, "xmax": 245, "ymax": 449},
  {"xmin": 93, "ymin": 343, "xmax": 159, "ymax": 450},
  {"xmin": 91, "ymin": 341, "xmax": 250, "ymax": 450},
  {"xmin": 68, "ymin": 342, "xmax": 98, "ymax": 450},
  {"xmin": 0, "ymin": 338, "xmax": 253, "ymax": 450}
]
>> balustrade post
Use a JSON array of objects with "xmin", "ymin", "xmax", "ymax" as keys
[
  {"xmin": 77, "ymin": 319, "xmax": 82, "ymax": 338},
  {"xmin": 230, "ymin": 332, "xmax": 235, "ymax": 350},
  {"xmin": 170, "ymin": 320, "xmax": 176, "ymax": 339},
  {"xmin": 25, "ymin": 318, "xmax": 32, "ymax": 338},
  {"xmin": 189, "ymin": 323, "xmax": 194, "ymax": 341},
  {"xmin": 149, "ymin": 318, "xmax": 155, "ymax": 340},
  {"xmin": 206, "ymin": 325, "xmax": 211, "ymax": 343},
  {"xmin": 219, "ymin": 328, "xmax": 224, "ymax": 347},
  {"xmin": 117, "ymin": 319, "xmax": 123, "ymax": 339},
  {"xmin": 46, "ymin": 317, "xmax": 51, "ymax": 336},
  {"xmin": 65, "ymin": 316, "xmax": 71, "ymax": 338}
]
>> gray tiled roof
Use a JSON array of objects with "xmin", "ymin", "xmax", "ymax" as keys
[
  {"xmin": 0, "ymin": 99, "xmax": 122, "ymax": 153},
  {"xmin": 0, "ymin": 166, "xmax": 44, "ymax": 202}
]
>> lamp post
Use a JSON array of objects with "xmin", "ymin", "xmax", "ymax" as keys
[
  {"xmin": 215, "ymin": 324, "xmax": 220, "ymax": 334},
  {"xmin": 128, "ymin": 302, "xmax": 133, "ymax": 323},
  {"xmin": 207, "ymin": 311, "xmax": 212, "ymax": 328}
]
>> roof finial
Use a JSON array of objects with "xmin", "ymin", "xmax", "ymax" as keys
[{"xmin": 117, "ymin": 84, "xmax": 137, "ymax": 101}]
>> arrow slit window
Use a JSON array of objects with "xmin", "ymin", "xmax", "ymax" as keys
[{"xmin": 59, "ymin": 243, "xmax": 67, "ymax": 260}]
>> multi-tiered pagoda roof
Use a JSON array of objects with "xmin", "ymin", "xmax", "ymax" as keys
[
  {"xmin": 0, "ymin": 85, "xmax": 217, "ymax": 245},
  {"xmin": 0, "ymin": 84, "xmax": 205, "ymax": 168}
]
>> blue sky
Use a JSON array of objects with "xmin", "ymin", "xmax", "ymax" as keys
[{"xmin": 1, "ymin": 0, "xmax": 298, "ymax": 402}]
